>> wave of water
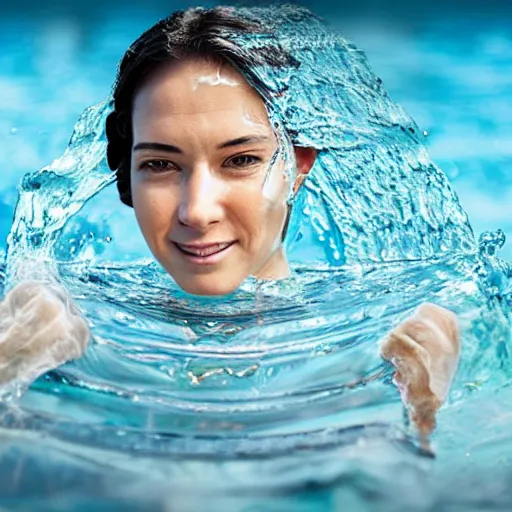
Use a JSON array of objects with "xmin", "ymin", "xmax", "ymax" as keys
[
  {"xmin": 2, "ymin": 5, "xmax": 512, "ymax": 510},
  {"xmin": 2, "ymin": 247, "xmax": 512, "ymax": 509}
]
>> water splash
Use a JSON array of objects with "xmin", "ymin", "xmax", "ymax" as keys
[
  {"xmin": 236, "ymin": 5, "xmax": 476, "ymax": 264},
  {"xmin": 5, "ymin": 100, "xmax": 114, "ymax": 286},
  {"xmin": 5, "ymin": 6, "xmax": 477, "ymax": 281}
]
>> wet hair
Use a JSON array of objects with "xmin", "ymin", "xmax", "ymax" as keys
[{"xmin": 106, "ymin": 6, "xmax": 298, "ymax": 207}]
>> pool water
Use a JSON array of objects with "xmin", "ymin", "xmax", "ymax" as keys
[{"xmin": 1, "ymin": 2, "xmax": 512, "ymax": 511}]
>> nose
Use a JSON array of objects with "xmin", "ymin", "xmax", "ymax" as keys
[{"xmin": 178, "ymin": 166, "xmax": 224, "ymax": 230}]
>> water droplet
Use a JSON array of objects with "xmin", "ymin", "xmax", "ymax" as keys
[{"xmin": 478, "ymin": 229, "xmax": 506, "ymax": 256}]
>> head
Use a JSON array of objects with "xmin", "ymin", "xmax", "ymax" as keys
[{"xmin": 106, "ymin": 7, "xmax": 317, "ymax": 296}]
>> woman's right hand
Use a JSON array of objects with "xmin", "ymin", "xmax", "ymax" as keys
[{"xmin": 0, "ymin": 281, "xmax": 90, "ymax": 391}]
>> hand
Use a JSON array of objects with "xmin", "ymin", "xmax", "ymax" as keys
[
  {"xmin": 380, "ymin": 303, "xmax": 460, "ymax": 438},
  {"xmin": 0, "ymin": 281, "xmax": 90, "ymax": 393}
]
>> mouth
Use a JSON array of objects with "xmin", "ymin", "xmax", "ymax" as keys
[{"xmin": 173, "ymin": 241, "xmax": 236, "ymax": 264}]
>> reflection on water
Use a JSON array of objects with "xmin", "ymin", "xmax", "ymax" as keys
[{"xmin": 1, "ymin": 4, "xmax": 512, "ymax": 510}]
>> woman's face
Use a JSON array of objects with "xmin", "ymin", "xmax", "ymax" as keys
[{"xmin": 130, "ymin": 57, "xmax": 314, "ymax": 296}]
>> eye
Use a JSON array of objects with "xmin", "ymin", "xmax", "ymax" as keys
[
  {"xmin": 224, "ymin": 154, "xmax": 262, "ymax": 169},
  {"xmin": 139, "ymin": 160, "xmax": 179, "ymax": 173}
]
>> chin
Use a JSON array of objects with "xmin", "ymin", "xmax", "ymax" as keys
[{"xmin": 175, "ymin": 276, "xmax": 242, "ymax": 297}]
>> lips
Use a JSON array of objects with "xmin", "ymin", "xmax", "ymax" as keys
[{"xmin": 175, "ymin": 242, "xmax": 235, "ymax": 258}]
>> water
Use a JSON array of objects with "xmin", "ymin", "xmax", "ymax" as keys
[{"xmin": 1, "ymin": 3, "xmax": 512, "ymax": 510}]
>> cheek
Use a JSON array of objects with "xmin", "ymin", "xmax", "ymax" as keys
[
  {"xmin": 262, "ymin": 159, "xmax": 292, "ymax": 203},
  {"xmin": 131, "ymin": 181, "xmax": 176, "ymax": 244},
  {"xmin": 232, "ymin": 182, "xmax": 288, "ymax": 245}
]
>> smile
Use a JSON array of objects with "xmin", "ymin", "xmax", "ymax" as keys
[{"xmin": 173, "ymin": 241, "xmax": 236, "ymax": 264}]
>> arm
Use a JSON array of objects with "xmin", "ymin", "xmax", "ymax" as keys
[{"xmin": 380, "ymin": 302, "xmax": 460, "ymax": 439}]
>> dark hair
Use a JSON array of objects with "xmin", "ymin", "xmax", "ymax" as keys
[{"xmin": 106, "ymin": 6, "xmax": 298, "ymax": 207}]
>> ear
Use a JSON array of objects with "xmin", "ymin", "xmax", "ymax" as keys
[{"xmin": 293, "ymin": 146, "xmax": 317, "ymax": 194}]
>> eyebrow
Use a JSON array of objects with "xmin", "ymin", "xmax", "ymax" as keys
[
  {"xmin": 217, "ymin": 135, "xmax": 271, "ymax": 149},
  {"xmin": 133, "ymin": 135, "xmax": 271, "ymax": 154}
]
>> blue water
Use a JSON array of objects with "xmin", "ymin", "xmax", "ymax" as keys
[{"xmin": 1, "ymin": 3, "xmax": 512, "ymax": 511}]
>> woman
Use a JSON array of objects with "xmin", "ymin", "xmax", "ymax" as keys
[{"xmin": 1, "ymin": 5, "xmax": 459, "ymax": 437}]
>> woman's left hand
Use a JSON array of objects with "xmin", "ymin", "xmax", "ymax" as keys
[{"xmin": 380, "ymin": 303, "xmax": 460, "ymax": 437}]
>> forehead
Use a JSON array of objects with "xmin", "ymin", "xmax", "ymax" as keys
[{"xmin": 132, "ymin": 57, "xmax": 271, "ymax": 128}]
